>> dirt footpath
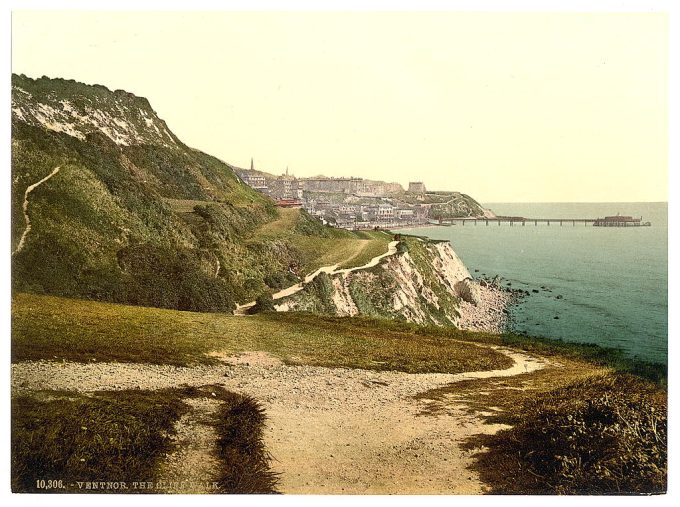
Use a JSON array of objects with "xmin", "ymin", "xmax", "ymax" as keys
[{"xmin": 12, "ymin": 347, "xmax": 546, "ymax": 494}]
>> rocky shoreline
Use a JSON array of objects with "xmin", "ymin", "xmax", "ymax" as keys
[{"xmin": 455, "ymin": 277, "xmax": 524, "ymax": 334}]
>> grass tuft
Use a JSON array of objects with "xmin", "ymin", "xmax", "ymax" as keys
[
  {"xmin": 11, "ymin": 389, "xmax": 188, "ymax": 493},
  {"xmin": 12, "ymin": 386, "xmax": 280, "ymax": 494},
  {"xmin": 214, "ymin": 391, "xmax": 279, "ymax": 494}
]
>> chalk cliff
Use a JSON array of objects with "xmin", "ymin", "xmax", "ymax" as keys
[{"xmin": 276, "ymin": 238, "xmax": 478, "ymax": 327}]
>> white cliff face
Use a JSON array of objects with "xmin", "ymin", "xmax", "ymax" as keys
[
  {"xmin": 277, "ymin": 239, "xmax": 512, "ymax": 333},
  {"xmin": 281, "ymin": 240, "xmax": 475, "ymax": 327},
  {"xmin": 12, "ymin": 80, "xmax": 178, "ymax": 148},
  {"xmin": 384, "ymin": 253, "xmax": 431, "ymax": 324},
  {"xmin": 331, "ymin": 276, "xmax": 359, "ymax": 317},
  {"xmin": 431, "ymin": 242, "xmax": 471, "ymax": 289}
]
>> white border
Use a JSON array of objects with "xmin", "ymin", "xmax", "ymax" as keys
[{"xmin": 1, "ymin": 2, "xmax": 676, "ymax": 507}]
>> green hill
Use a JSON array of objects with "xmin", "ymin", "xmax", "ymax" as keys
[{"xmin": 11, "ymin": 74, "xmax": 389, "ymax": 312}]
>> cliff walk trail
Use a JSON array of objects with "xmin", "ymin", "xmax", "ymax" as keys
[
  {"xmin": 13, "ymin": 166, "xmax": 61, "ymax": 255},
  {"xmin": 234, "ymin": 240, "xmax": 400, "ymax": 315},
  {"xmin": 12, "ymin": 345, "xmax": 549, "ymax": 494}
]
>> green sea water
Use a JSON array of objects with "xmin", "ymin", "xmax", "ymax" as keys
[{"xmin": 401, "ymin": 202, "xmax": 668, "ymax": 364}]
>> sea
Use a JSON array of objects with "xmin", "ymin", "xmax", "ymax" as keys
[{"xmin": 400, "ymin": 202, "xmax": 668, "ymax": 365}]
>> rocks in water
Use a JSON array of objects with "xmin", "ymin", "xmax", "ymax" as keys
[
  {"xmin": 532, "ymin": 289, "xmax": 540, "ymax": 293},
  {"xmin": 455, "ymin": 278, "xmax": 481, "ymax": 306},
  {"xmin": 554, "ymin": 316, "xmax": 560, "ymax": 319},
  {"xmin": 556, "ymin": 295, "xmax": 563, "ymax": 300},
  {"xmin": 474, "ymin": 269, "xmax": 479, "ymax": 273}
]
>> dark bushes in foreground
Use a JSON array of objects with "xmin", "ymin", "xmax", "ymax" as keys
[
  {"xmin": 12, "ymin": 387, "xmax": 279, "ymax": 494},
  {"xmin": 469, "ymin": 372, "xmax": 666, "ymax": 495}
]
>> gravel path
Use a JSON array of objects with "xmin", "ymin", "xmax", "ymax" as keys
[
  {"xmin": 155, "ymin": 397, "xmax": 222, "ymax": 494},
  {"xmin": 13, "ymin": 166, "xmax": 61, "ymax": 255},
  {"xmin": 235, "ymin": 241, "xmax": 399, "ymax": 314},
  {"xmin": 12, "ymin": 346, "xmax": 546, "ymax": 494}
]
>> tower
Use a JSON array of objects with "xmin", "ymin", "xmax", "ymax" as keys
[{"xmin": 250, "ymin": 157, "xmax": 254, "ymax": 171}]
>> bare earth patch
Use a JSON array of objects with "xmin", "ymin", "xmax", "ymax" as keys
[
  {"xmin": 209, "ymin": 350, "xmax": 284, "ymax": 368},
  {"xmin": 156, "ymin": 397, "xmax": 222, "ymax": 494},
  {"xmin": 12, "ymin": 348, "xmax": 547, "ymax": 494}
]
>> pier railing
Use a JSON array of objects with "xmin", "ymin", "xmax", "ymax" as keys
[{"xmin": 435, "ymin": 218, "xmax": 651, "ymax": 227}]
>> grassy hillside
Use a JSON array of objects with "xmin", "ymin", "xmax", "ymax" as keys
[
  {"xmin": 396, "ymin": 191, "xmax": 488, "ymax": 218},
  {"xmin": 11, "ymin": 75, "xmax": 389, "ymax": 312},
  {"xmin": 11, "ymin": 293, "xmax": 508, "ymax": 373},
  {"xmin": 252, "ymin": 208, "xmax": 391, "ymax": 273}
]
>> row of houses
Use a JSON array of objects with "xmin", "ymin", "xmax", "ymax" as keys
[
  {"xmin": 235, "ymin": 162, "xmax": 431, "ymax": 229},
  {"xmin": 238, "ymin": 170, "xmax": 303, "ymax": 200},
  {"xmin": 236, "ymin": 165, "xmax": 411, "ymax": 201},
  {"xmin": 304, "ymin": 200, "xmax": 430, "ymax": 229},
  {"xmin": 302, "ymin": 176, "xmax": 403, "ymax": 196}
]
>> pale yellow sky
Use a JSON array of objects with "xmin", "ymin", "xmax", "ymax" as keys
[{"xmin": 12, "ymin": 11, "xmax": 668, "ymax": 202}]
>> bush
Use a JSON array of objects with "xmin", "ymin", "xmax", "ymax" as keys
[
  {"xmin": 294, "ymin": 209, "xmax": 331, "ymax": 237},
  {"xmin": 11, "ymin": 390, "xmax": 187, "ymax": 493},
  {"xmin": 249, "ymin": 293, "xmax": 276, "ymax": 314},
  {"xmin": 471, "ymin": 372, "xmax": 667, "ymax": 494}
]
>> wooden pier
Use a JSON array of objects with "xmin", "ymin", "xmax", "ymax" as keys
[{"xmin": 437, "ymin": 216, "xmax": 651, "ymax": 227}]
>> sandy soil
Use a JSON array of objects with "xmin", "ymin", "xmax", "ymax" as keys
[{"xmin": 12, "ymin": 345, "xmax": 546, "ymax": 494}]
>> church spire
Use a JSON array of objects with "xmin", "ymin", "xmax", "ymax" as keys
[{"xmin": 250, "ymin": 157, "xmax": 254, "ymax": 171}]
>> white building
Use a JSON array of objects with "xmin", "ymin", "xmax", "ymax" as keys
[{"xmin": 377, "ymin": 204, "xmax": 394, "ymax": 220}]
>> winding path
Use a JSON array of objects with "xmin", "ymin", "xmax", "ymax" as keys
[
  {"xmin": 235, "ymin": 240, "xmax": 399, "ymax": 314},
  {"xmin": 12, "ymin": 345, "xmax": 547, "ymax": 494},
  {"xmin": 13, "ymin": 166, "xmax": 61, "ymax": 255}
]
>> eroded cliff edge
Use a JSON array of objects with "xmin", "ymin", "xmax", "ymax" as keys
[{"xmin": 276, "ymin": 236, "xmax": 514, "ymax": 333}]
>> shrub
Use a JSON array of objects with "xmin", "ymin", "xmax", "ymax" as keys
[
  {"xmin": 471, "ymin": 372, "xmax": 667, "ymax": 495},
  {"xmin": 294, "ymin": 209, "xmax": 331, "ymax": 237},
  {"xmin": 249, "ymin": 293, "xmax": 276, "ymax": 314},
  {"xmin": 11, "ymin": 390, "xmax": 187, "ymax": 493}
]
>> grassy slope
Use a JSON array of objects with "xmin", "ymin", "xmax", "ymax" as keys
[
  {"xmin": 11, "ymin": 76, "xmax": 390, "ymax": 313},
  {"xmin": 11, "ymin": 118, "xmax": 276, "ymax": 312},
  {"xmin": 251, "ymin": 208, "xmax": 392, "ymax": 273},
  {"xmin": 11, "ymin": 293, "xmax": 510, "ymax": 373}
]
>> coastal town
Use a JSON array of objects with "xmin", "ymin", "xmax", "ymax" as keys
[{"xmin": 234, "ymin": 159, "xmax": 493, "ymax": 230}]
